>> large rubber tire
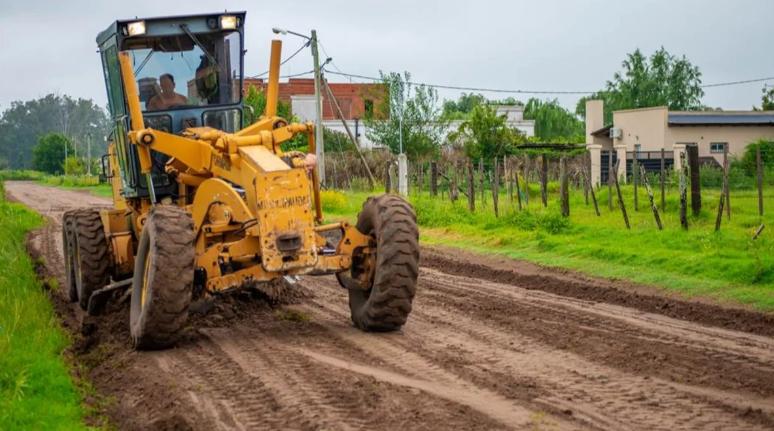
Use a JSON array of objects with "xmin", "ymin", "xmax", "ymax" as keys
[
  {"xmin": 61, "ymin": 211, "xmax": 78, "ymax": 303},
  {"xmin": 347, "ymin": 195, "xmax": 419, "ymax": 331},
  {"xmin": 130, "ymin": 205, "xmax": 195, "ymax": 350},
  {"xmin": 71, "ymin": 209, "xmax": 110, "ymax": 310}
]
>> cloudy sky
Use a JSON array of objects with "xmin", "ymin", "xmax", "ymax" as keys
[{"xmin": 1, "ymin": 0, "xmax": 772, "ymax": 112}]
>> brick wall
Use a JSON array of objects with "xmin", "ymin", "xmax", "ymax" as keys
[{"xmin": 243, "ymin": 78, "xmax": 386, "ymax": 120}]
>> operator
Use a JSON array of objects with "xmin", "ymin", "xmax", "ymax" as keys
[{"xmin": 147, "ymin": 74, "xmax": 187, "ymax": 110}]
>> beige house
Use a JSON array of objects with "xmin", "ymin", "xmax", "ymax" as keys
[{"xmin": 585, "ymin": 100, "xmax": 774, "ymax": 185}]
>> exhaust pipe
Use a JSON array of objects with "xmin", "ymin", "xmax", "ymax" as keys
[{"xmin": 265, "ymin": 39, "xmax": 282, "ymax": 117}]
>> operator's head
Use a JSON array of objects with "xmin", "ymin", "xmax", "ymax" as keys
[{"xmin": 159, "ymin": 74, "xmax": 175, "ymax": 93}]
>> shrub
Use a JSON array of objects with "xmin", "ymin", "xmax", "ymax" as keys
[{"xmin": 320, "ymin": 190, "xmax": 348, "ymax": 213}]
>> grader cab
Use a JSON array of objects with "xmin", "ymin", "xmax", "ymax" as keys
[{"xmin": 62, "ymin": 12, "xmax": 419, "ymax": 349}]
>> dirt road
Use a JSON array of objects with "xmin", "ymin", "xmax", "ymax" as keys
[{"xmin": 6, "ymin": 181, "xmax": 774, "ymax": 431}]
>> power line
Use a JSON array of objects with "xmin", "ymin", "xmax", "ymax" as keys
[
  {"xmin": 701, "ymin": 76, "xmax": 774, "ymax": 88},
  {"xmin": 249, "ymin": 40, "xmax": 311, "ymax": 78},
  {"xmin": 322, "ymin": 69, "xmax": 594, "ymax": 95}
]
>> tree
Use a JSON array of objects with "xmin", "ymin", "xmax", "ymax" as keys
[
  {"xmin": 442, "ymin": 93, "xmax": 487, "ymax": 120},
  {"xmin": 524, "ymin": 98, "xmax": 584, "ymax": 142},
  {"xmin": 242, "ymin": 85, "xmax": 292, "ymax": 126},
  {"xmin": 32, "ymin": 133, "xmax": 73, "ymax": 174},
  {"xmin": 0, "ymin": 94, "xmax": 109, "ymax": 169},
  {"xmin": 450, "ymin": 105, "xmax": 525, "ymax": 160},
  {"xmin": 364, "ymin": 71, "xmax": 447, "ymax": 160},
  {"xmin": 763, "ymin": 85, "xmax": 774, "ymax": 111},
  {"xmin": 576, "ymin": 47, "xmax": 704, "ymax": 123}
]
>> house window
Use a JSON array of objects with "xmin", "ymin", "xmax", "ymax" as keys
[
  {"xmin": 364, "ymin": 99, "xmax": 374, "ymax": 117},
  {"xmin": 710, "ymin": 142, "xmax": 727, "ymax": 154}
]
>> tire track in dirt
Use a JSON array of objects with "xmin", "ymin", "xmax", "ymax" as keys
[{"xmin": 7, "ymin": 181, "xmax": 774, "ymax": 431}]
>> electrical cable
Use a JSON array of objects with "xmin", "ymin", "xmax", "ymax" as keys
[{"xmin": 249, "ymin": 40, "xmax": 311, "ymax": 78}]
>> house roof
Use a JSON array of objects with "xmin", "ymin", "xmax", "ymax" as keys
[
  {"xmin": 668, "ymin": 112, "xmax": 774, "ymax": 126},
  {"xmin": 590, "ymin": 125, "xmax": 612, "ymax": 137}
]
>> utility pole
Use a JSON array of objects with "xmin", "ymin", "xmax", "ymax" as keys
[
  {"xmin": 87, "ymin": 133, "xmax": 92, "ymax": 176},
  {"xmin": 310, "ymin": 30, "xmax": 325, "ymax": 186}
]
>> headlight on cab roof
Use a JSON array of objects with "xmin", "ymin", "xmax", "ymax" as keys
[
  {"xmin": 126, "ymin": 20, "xmax": 146, "ymax": 36},
  {"xmin": 220, "ymin": 15, "xmax": 238, "ymax": 30}
]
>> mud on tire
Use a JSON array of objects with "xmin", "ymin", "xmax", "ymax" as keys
[
  {"xmin": 68, "ymin": 209, "xmax": 111, "ymax": 309},
  {"xmin": 61, "ymin": 211, "xmax": 78, "ymax": 303},
  {"xmin": 130, "ymin": 205, "xmax": 195, "ymax": 350},
  {"xmin": 347, "ymin": 194, "xmax": 419, "ymax": 331}
]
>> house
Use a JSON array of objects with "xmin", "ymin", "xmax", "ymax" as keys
[
  {"xmin": 243, "ymin": 78, "xmax": 385, "ymax": 148},
  {"xmin": 586, "ymin": 100, "xmax": 774, "ymax": 185},
  {"xmin": 446, "ymin": 104, "xmax": 535, "ymax": 139}
]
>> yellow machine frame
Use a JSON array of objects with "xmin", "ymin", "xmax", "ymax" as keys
[{"xmin": 103, "ymin": 39, "xmax": 372, "ymax": 293}]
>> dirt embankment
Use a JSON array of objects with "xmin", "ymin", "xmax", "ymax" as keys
[{"xmin": 7, "ymin": 181, "xmax": 774, "ymax": 431}]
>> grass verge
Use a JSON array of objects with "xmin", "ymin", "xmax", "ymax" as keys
[
  {"xmin": 323, "ymin": 184, "xmax": 774, "ymax": 311},
  {"xmin": 0, "ymin": 182, "xmax": 89, "ymax": 429}
]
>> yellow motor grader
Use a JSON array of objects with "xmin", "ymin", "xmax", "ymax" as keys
[{"xmin": 62, "ymin": 12, "xmax": 419, "ymax": 349}]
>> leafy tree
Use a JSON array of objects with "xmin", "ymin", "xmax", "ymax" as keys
[
  {"xmin": 63, "ymin": 156, "xmax": 86, "ymax": 176},
  {"xmin": 32, "ymin": 133, "xmax": 73, "ymax": 174},
  {"xmin": 576, "ymin": 47, "xmax": 704, "ymax": 123},
  {"xmin": 738, "ymin": 140, "xmax": 774, "ymax": 176},
  {"xmin": 763, "ymin": 85, "xmax": 774, "ymax": 111},
  {"xmin": 450, "ymin": 105, "xmax": 525, "ymax": 159},
  {"xmin": 0, "ymin": 94, "xmax": 109, "ymax": 169},
  {"xmin": 364, "ymin": 71, "xmax": 447, "ymax": 160},
  {"xmin": 242, "ymin": 85, "xmax": 293, "ymax": 126},
  {"xmin": 442, "ymin": 93, "xmax": 487, "ymax": 120},
  {"xmin": 524, "ymin": 98, "xmax": 584, "ymax": 141},
  {"xmin": 323, "ymin": 127, "xmax": 356, "ymax": 153}
]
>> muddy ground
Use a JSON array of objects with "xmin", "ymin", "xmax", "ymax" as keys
[{"xmin": 6, "ymin": 181, "xmax": 774, "ymax": 431}]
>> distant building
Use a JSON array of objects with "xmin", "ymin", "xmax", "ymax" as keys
[
  {"xmin": 585, "ymin": 100, "xmax": 774, "ymax": 185},
  {"xmin": 446, "ymin": 104, "xmax": 535, "ymax": 138},
  {"xmin": 243, "ymin": 78, "xmax": 385, "ymax": 148}
]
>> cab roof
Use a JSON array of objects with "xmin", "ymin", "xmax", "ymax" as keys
[{"xmin": 96, "ymin": 11, "xmax": 246, "ymax": 46}]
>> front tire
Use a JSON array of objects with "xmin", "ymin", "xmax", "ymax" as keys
[
  {"xmin": 70, "ymin": 209, "xmax": 110, "ymax": 310},
  {"xmin": 347, "ymin": 195, "xmax": 419, "ymax": 331},
  {"xmin": 130, "ymin": 205, "xmax": 195, "ymax": 350}
]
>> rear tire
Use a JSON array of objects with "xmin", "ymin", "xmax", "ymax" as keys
[
  {"xmin": 347, "ymin": 195, "xmax": 419, "ymax": 331},
  {"xmin": 70, "ymin": 209, "xmax": 110, "ymax": 310},
  {"xmin": 62, "ymin": 211, "xmax": 78, "ymax": 303},
  {"xmin": 130, "ymin": 205, "xmax": 195, "ymax": 350}
]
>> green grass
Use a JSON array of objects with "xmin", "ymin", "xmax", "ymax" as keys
[
  {"xmin": 0, "ymin": 182, "xmax": 89, "ymax": 429},
  {"xmin": 39, "ymin": 175, "xmax": 113, "ymax": 198},
  {"xmin": 323, "ymin": 183, "xmax": 774, "ymax": 311}
]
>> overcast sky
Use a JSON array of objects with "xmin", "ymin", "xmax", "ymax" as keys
[{"xmin": 1, "ymin": 0, "xmax": 772, "ymax": 113}]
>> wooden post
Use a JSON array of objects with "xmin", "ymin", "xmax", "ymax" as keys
[
  {"xmin": 679, "ymin": 152, "xmax": 688, "ymax": 229},
  {"xmin": 640, "ymin": 164, "xmax": 663, "ymax": 230},
  {"xmin": 523, "ymin": 156, "xmax": 529, "ymax": 206},
  {"xmin": 449, "ymin": 164, "xmax": 458, "ymax": 202},
  {"xmin": 506, "ymin": 156, "xmax": 514, "ymax": 204},
  {"xmin": 560, "ymin": 157, "xmax": 569, "ymax": 217},
  {"xmin": 492, "ymin": 158, "xmax": 500, "ymax": 217},
  {"xmin": 613, "ymin": 159, "xmax": 630, "ymax": 229},
  {"xmin": 385, "ymin": 163, "xmax": 392, "ymax": 193},
  {"xmin": 753, "ymin": 224, "xmax": 765, "ymax": 240},
  {"xmin": 757, "ymin": 144, "xmax": 764, "ymax": 216},
  {"xmin": 467, "ymin": 160, "xmax": 475, "ymax": 212},
  {"xmin": 430, "ymin": 161, "xmax": 438, "ymax": 196},
  {"xmin": 540, "ymin": 153, "xmax": 548, "ymax": 207},
  {"xmin": 687, "ymin": 145, "xmax": 701, "ymax": 216},
  {"xmin": 582, "ymin": 169, "xmax": 601, "ymax": 216},
  {"xmin": 633, "ymin": 153, "xmax": 639, "ymax": 211},
  {"xmin": 583, "ymin": 155, "xmax": 590, "ymax": 205},
  {"xmin": 660, "ymin": 148, "xmax": 666, "ymax": 211},
  {"xmin": 479, "ymin": 158, "xmax": 485, "ymax": 204},
  {"xmin": 715, "ymin": 190, "xmax": 725, "ymax": 232},
  {"xmin": 723, "ymin": 144, "xmax": 731, "ymax": 220},
  {"xmin": 514, "ymin": 164, "xmax": 523, "ymax": 211},
  {"xmin": 608, "ymin": 150, "xmax": 614, "ymax": 211}
]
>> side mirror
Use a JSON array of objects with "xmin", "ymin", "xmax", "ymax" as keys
[{"xmin": 100, "ymin": 154, "xmax": 113, "ymax": 183}]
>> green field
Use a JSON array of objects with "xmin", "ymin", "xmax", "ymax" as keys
[
  {"xmin": 322, "ymin": 183, "xmax": 774, "ymax": 311},
  {"xmin": 0, "ymin": 182, "xmax": 89, "ymax": 429}
]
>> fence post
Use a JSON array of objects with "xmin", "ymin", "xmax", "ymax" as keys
[
  {"xmin": 560, "ymin": 157, "xmax": 569, "ymax": 217},
  {"xmin": 613, "ymin": 158, "xmax": 630, "ymax": 229},
  {"xmin": 506, "ymin": 156, "xmax": 514, "ymax": 203},
  {"xmin": 467, "ymin": 160, "xmax": 475, "ymax": 212},
  {"xmin": 582, "ymin": 169, "xmax": 601, "ymax": 216},
  {"xmin": 660, "ymin": 148, "xmax": 666, "ymax": 210},
  {"xmin": 479, "ymin": 158, "xmax": 486, "ymax": 204},
  {"xmin": 430, "ymin": 161, "xmax": 438, "ymax": 196},
  {"xmin": 514, "ymin": 162, "xmax": 523, "ymax": 211},
  {"xmin": 633, "ymin": 153, "xmax": 639, "ymax": 211},
  {"xmin": 608, "ymin": 150, "xmax": 614, "ymax": 211},
  {"xmin": 757, "ymin": 144, "xmax": 764, "ymax": 216},
  {"xmin": 724, "ymin": 144, "xmax": 731, "ymax": 220},
  {"xmin": 385, "ymin": 163, "xmax": 392, "ymax": 193},
  {"xmin": 679, "ymin": 152, "xmax": 688, "ymax": 229},
  {"xmin": 687, "ymin": 145, "xmax": 701, "ymax": 216},
  {"xmin": 541, "ymin": 153, "xmax": 548, "ymax": 207},
  {"xmin": 492, "ymin": 158, "xmax": 500, "ymax": 217},
  {"xmin": 523, "ymin": 155, "xmax": 529, "ymax": 206},
  {"xmin": 640, "ymin": 164, "xmax": 663, "ymax": 230}
]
